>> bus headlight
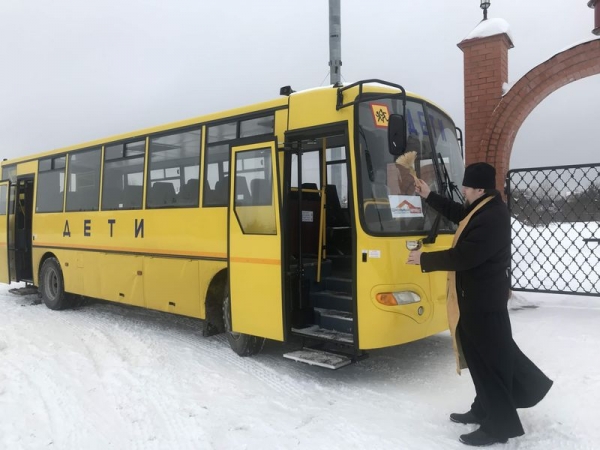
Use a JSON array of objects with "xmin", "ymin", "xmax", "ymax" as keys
[{"xmin": 376, "ymin": 291, "xmax": 421, "ymax": 306}]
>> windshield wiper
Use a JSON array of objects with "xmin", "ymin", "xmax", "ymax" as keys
[
  {"xmin": 438, "ymin": 152, "xmax": 464, "ymax": 203},
  {"xmin": 423, "ymin": 153, "xmax": 462, "ymax": 244},
  {"xmin": 422, "ymin": 214, "xmax": 441, "ymax": 244}
]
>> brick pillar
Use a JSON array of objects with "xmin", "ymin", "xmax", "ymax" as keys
[{"xmin": 457, "ymin": 32, "xmax": 513, "ymax": 166}]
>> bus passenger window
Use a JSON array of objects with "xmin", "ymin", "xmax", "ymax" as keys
[
  {"xmin": 36, "ymin": 156, "xmax": 66, "ymax": 213},
  {"xmin": 66, "ymin": 148, "xmax": 101, "ymax": 212},
  {"xmin": 0, "ymin": 185, "xmax": 7, "ymax": 215},
  {"xmin": 148, "ymin": 128, "xmax": 201, "ymax": 209},
  {"xmin": 102, "ymin": 140, "xmax": 145, "ymax": 210},
  {"xmin": 203, "ymin": 144, "xmax": 229, "ymax": 207}
]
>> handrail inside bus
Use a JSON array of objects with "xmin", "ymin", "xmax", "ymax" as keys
[
  {"xmin": 336, "ymin": 79, "xmax": 406, "ymax": 111},
  {"xmin": 316, "ymin": 138, "xmax": 328, "ymax": 283}
]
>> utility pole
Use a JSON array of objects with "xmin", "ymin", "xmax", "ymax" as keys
[
  {"xmin": 328, "ymin": 0, "xmax": 343, "ymax": 194},
  {"xmin": 329, "ymin": 0, "xmax": 342, "ymax": 86}
]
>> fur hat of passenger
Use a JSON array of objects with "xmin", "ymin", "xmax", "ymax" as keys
[{"xmin": 462, "ymin": 162, "xmax": 496, "ymax": 189}]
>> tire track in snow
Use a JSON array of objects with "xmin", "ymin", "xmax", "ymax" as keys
[
  {"xmin": 2, "ymin": 295, "xmax": 186, "ymax": 449},
  {"xmin": 73, "ymin": 300, "xmax": 309, "ymax": 401},
  {"xmin": 7, "ymin": 291, "xmax": 325, "ymax": 447},
  {"xmin": 53, "ymin": 307, "xmax": 196, "ymax": 450}
]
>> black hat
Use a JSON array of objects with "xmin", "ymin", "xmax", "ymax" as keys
[{"xmin": 462, "ymin": 162, "xmax": 496, "ymax": 189}]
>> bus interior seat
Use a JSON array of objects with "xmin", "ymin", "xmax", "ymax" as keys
[
  {"xmin": 102, "ymin": 187, "xmax": 124, "ymax": 210},
  {"xmin": 250, "ymin": 178, "xmax": 271, "ymax": 205},
  {"xmin": 212, "ymin": 177, "xmax": 229, "ymax": 204},
  {"xmin": 149, "ymin": 182, "xmax": 177, "ymax": 206},
  {"xmin": 123, "ymin": 185, "xmax": 142, "ymax": 208},
  {"xmin": 325, "ymin": 184, "xmax": 351, "ymax": 256},
  {"xmin": 234, "ymin": 176, "xmax": 251, "ymax": 204},
  {"xmin": 67, "ymin": 186, "xmax": 96, "ymax": 211},
  {"xmin": 288, "ymin": 183, "xmax": 322, "ymax": 258},
  {"xmin": 202, "ymin": 179, "xmax": 219, "ymax": 206},
  {"xmin": 66, "ymin": 191, "xmax": 83, "ymax": 211},
  {"xmin": 325, "ymin": 184, "xmax": 349, "ymax": 227},
  {"xmin": 178, "ymin": 178, "xmax": 199, "ymax": 205}
]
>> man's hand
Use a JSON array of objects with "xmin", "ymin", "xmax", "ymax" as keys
[
  {"xmin": 414, "ymin": 177, "xmax": 431, "ymax": 199},
  {"xmin": 407, "ymin": 250, "xmax": 422, "ymax": 265}
]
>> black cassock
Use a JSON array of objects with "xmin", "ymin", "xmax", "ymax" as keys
[
  {"xmin": 458, "ymin": 311, "xmax": 553, "ymax": 438},
  {"xmin": 421, "ymin": 192, "xmax": 553, "ymax": 439}
]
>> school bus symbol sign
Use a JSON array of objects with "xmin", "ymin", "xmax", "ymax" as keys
[{"xmin": 370, "ymin": 103, "xmax": 389, "ymax": 128}]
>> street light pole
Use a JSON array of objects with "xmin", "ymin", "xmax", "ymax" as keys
[
  {"xmin": 589, "ymin": 0, "xmax": 600, "ymax": 35},
  {"xmin": 481, "ymin": 0, "xmax": 491, "ymax": 20}
]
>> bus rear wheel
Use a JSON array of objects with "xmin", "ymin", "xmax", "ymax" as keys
[
  {"xmin": 223, "ymin": 286, "xmax": 265, "ymax": 356},
  {"xmin": 39, "ymin": 257, "xmax": 75, "ymax": 310}
]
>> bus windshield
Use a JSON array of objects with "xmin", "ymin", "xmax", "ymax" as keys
[{"xmin": 356, "ymin": 98, "xmax": 464, "ymax": 235}]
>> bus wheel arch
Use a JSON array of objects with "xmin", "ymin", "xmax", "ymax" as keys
[
  {"xmin": 38, "ymin": 256, "xmax": 75, "ymax": 310},
  {"xmin": 37, "ymin": 251, "xmax": 57, "ymax": 287},
  {"xmin": 203, "ymin": 270, "xmax": 227, "ymax": 337},
  {"xmin": 222, "ymin": 280, "xmax": 265, "ymax": 357}
]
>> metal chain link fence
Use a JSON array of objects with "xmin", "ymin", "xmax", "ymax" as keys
[{"xmin": 506, "ymin": 163, "xmax": 600, "ymax": 296}]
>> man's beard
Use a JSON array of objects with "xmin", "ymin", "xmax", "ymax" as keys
[{"xmin": 464, "ymin": 199, "xmax": 471, "ymax": 208}]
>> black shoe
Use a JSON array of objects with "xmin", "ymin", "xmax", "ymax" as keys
[
  {"xmin": 459, "ymin": 428, "xmax": 508, "ymax": 446},
  {"xmin": 450, "ymin": 411, "xmax": 482, "ymax": 425}
]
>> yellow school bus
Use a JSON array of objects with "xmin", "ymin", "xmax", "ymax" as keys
[{"xmin": 0, "ymin": 80, "xmax": 464, "ymax": 366}]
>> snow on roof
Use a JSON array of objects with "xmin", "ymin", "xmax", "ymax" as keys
[{"xmin": 463, "ymin": 18, "xmax": 514, "ymax": 44}]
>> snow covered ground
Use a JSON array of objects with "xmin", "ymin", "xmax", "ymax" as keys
[{"xmin": 1, "ymin": 284, "xmax": 599, "ymax": 450}]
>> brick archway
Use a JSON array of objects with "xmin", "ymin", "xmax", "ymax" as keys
[{"xmin": 479, "ymin": 39, "xmax": 600, "ymax": 188}]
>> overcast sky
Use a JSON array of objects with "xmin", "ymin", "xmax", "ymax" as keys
[{"xmin": 0, "ymin": 1, "xmax": 597, "ymax": 169}]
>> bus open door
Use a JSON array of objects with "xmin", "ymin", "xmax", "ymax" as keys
[
  {"xmin": 0, "ymin": 181, "xmax": 10, "ymax": 284},
  {"xmin": 226, "ymin": 141, "xmax": 284, "ymax": 355}
]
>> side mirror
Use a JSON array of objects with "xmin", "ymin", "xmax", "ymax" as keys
[{"xmin": 388, "ymin": 114, "xmax": 407, "ymax": 156}]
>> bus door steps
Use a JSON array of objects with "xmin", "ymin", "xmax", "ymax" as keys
[
  {"xmin": 314, "ymin": 307, "xmax": 353, "ymax": 334},
  {"xmin": 310, "ymin": 291, "xmax": 352, "ymax": 312},
  {"xmin": 9, "ymin": 285, "xmax": 39, "ymax": 296},
  {"xmin": 291, "ymin": 325, "xmax": 353, "ymax": 344},
  {"xmin": 283, "ymin": 347, "xmax": 352, "ymax": 369},
  {"xmin": 321, "ymin": 276, "xmax": 352, "ymax": 294}
]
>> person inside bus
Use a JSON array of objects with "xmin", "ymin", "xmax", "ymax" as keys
[{"xmin": 406, "ymin": 162, "xmax": 553, "ymax": 447}]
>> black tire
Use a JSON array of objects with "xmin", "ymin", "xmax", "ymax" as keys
[
  {"xmin": 223, "ymin": 285, "xmax": 265, "ymax": 357},
  {"xmin": 39, "ymin": 257, "xmax": 75, "ymax": 310}
]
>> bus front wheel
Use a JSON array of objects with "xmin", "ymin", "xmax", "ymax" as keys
[
  {"xmin": 223, "ymin": 286, "xmax": 265, "ymax": 357},
  {"xmin": 39, "ymin": 257, "xmax": 75, "ymax": 310}
]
